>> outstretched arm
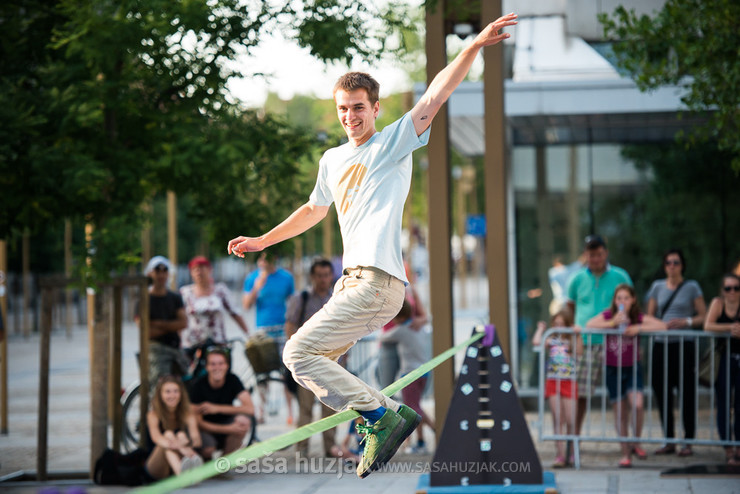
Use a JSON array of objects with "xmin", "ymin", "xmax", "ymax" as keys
[
  {"xmin": 410, "ymin": 12, "xmax": 517, "ymax": 136},
  {"xmin": 228, "ymin": 202, "xmax": 329, "ymax": 257}
]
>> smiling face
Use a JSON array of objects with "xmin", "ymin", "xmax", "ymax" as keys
[
  {"xmin": 206, "ymin": 352, "xmax": 229, "ymax": 383},
  {"xmin": 335, "ymin": 88, "xmax": 379, "ymax": 146},
  {"xmin": 160, "ymin": 382, "xmax": 181, "ymax": 410}
]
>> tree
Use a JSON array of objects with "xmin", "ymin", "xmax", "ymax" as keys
[
  {"xmin": 0, "ymin": 0, "xmax": 416, "ymax": 279},
  {"xmin": 589, "ymin": 142, "xmax": 740, "ymax": 299},
  {"xmin": 599, "ymin": 0, "xmax": 740, "ymax": 169}
]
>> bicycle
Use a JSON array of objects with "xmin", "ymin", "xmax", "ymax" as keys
[{"xmin": 120, "ymin": 337, "xmax": 281, "ymax": 453}]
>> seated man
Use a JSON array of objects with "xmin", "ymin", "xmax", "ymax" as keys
[{"xmin": 188, "ymin": 347, "xmax": 255, "ymax": 459}]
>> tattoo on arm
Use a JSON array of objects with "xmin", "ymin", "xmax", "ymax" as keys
[{"xmin": 420, "ymin": 115, "xmax": 428, "ymax": 121}]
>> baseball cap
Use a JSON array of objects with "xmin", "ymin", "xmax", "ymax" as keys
[
  {"xmin": 145, "ymin": 255, "xmax": 172, "ymax": 275},
  {"xmin": 584, "ymin": 234, "xmax": 606, "ymax": 249},
  {"xmin": 188, "ymin": 256, "xmax": 211, "ymax": 269}
]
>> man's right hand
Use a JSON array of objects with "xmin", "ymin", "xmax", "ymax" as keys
[
  {"xmin": 228, "ymin": 236, "xmax": 264, "ymax": 258},
  {"xmin": 253, "ymin": 270, "xmax": 268, "ymax": 291}
]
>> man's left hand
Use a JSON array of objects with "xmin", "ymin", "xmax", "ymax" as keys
[{"xmin": 474, "ymin": 13, "xmax": 518, "ymax": 48}]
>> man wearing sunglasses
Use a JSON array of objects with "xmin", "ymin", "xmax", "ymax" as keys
[{"xmin": 136, "ymin": 256, "xmax": 189, "ymax": 395}]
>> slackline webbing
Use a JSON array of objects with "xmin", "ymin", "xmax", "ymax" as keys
[{"xmin": 133, "ymin": 329, "xmax": 485, "ymax": 493}]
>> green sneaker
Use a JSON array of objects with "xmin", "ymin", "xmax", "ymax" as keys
[
  {"xmin": 377, "ymin": 405, "xmax": 422, "ymax": 465},
  {"xmin": 355, "ymin": 410, "xmax": 406, "ymax": 478}
]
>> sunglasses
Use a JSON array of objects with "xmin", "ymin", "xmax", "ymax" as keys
[
  {"xmin": 205, "ymin": 345, "xmax": 231, "ymax": 361},
  {"xmin": 664, "ymin": 260, "xmax": 681, "ymax": 266},
  {"xmin": 154, "ymin": 265, "xmax": 169, "ymax": 272},
  {"xmin": 724, "ymin": 285, "xmax": 740, "ymax": 293}
]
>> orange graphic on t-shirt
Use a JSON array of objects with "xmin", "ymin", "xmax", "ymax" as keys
[{"xmin": 337, "ymin": 163, "xmax": 367, "ymax": 214}]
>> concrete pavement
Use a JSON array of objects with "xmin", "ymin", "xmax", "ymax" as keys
[{"xmin": 1, "ymin": 306, "xmax": 738, "ymax": 493}]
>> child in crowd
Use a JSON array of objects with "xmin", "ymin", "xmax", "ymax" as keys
[
  {"xmin": 533, "ymin": 309, "xmax": 582, "ymax": 468},
  {"xmin": 378, "ymin": 299, "xmax": 435, "ymax": 454},
  {"xmin": 145, "ymin": 376, "xmax": 203, "ymax": 479},
  {"xmin": 587, "ymin": 284, "xmax": 666, "ymax": 468}
]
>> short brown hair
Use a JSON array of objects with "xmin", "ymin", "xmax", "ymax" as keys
[{"xmin": 333, "ymin": 72, "xmax": 380, "ymax": 105}]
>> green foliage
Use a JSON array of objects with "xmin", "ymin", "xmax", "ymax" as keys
[
  {"xmin": 287, "ymin": 0, "xmax": 420, "ymax": 65},
  {"xmin": 598, "ymin": 142, "xmax": 740, "ymax": 298},
  {"xmin": 1, "ymin": 0, "xmax": 413, "ymax": 280},
  {"xmin": 599, "ymin": 0, "xmax": 740, "ymax": 170}
]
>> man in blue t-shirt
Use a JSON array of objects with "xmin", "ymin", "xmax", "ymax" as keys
[
  {"xmin": 242, "ymin": 250, "xmax": 295, "ymax": 423},
  {"xmin": 242, "ymin": 251, "xmax": 295, "ymax": 342},
  {"xmin": 227, "ymin": 13, "xmax": 519, "ymax": 478}
]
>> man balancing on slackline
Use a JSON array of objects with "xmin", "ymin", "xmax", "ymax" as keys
[{"xmin": 228, "ymin": 12, "xmax": 518, "ymax": 478}]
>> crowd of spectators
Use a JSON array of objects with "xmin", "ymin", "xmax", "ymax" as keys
[{"xmin": 536, "ymin": 235, "xmax": 740, "ymax": 468}]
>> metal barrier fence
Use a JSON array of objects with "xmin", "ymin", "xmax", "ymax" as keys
[{"xmin": 536, "ymin": 328, "xmax": 739, "ymax": 468}]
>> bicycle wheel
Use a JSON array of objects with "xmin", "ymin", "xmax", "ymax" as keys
[
  {"xmin": 242, "ymin": 414, "xmax": 258, "ymax": 447},
  {"xmin": 120, "ymin": 382, "xmax": 141, "ymax": 452}
]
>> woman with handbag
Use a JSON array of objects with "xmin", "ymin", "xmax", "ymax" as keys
[
  {"xmin": 646, "ymin": 249, "xmax": 706, "ymax": 457},
  {"xmin": 704, "ymin": 273, "xmax": 740, "ymax": 465}
]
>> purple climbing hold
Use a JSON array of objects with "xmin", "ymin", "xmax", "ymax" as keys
[{"xmin": 482, "ymin": 324, "xmax": 495, "ymax": 347}]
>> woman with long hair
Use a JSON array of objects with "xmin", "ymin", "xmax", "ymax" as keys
[
  {"xmin": 145, "ymin": 375, "xmax": 203, "ymax": 479},
  {"xmin": 704, "ymin": 273, "xmax": 740, "ymax": 465},
  {"xmin": 588, "ymin": 284, "xmax": 666, "ymax": 468}
]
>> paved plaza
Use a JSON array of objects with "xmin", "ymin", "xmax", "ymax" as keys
[{"xmin": 0, "ymin": 286, "xmax": 738, "ymax": 493}]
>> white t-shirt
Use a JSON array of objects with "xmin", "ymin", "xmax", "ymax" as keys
[{"xmin": 309, "ymin": 112, "xmax": 430, "ymax": 282}]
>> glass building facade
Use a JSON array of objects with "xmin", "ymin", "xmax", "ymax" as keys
[{"xmin": 416, "ymin": 3, "xmax": 740, "ymax": 391}]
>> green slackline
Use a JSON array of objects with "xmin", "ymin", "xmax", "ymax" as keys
[{"xmin": 133, "ymin": 328, "xmax": 486, "ymax": 493}]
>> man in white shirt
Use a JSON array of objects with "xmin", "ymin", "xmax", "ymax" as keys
[{"xmin": 227, "ymin": 12, "xmax": 517, "ymax": 478}]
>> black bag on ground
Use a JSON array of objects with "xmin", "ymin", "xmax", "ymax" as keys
[{"xmin": 93, "ymin": 447, "xmax": 152, "ymax": 486}]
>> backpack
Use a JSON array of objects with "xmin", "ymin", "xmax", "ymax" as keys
[{"xmin": 93, "ymin": 447, "xmax": 151, "ymax": 486}]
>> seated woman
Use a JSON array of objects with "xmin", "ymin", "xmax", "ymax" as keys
[
  {"xmin": 146, "ymin": 375, "xmax": 203, "ymax": 479},
  {"xmin": 587, "ymin": 284, "xmax": 666, "ymax": 468}
]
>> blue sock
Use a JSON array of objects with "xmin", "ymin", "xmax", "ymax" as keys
[{"xmin": 359, "ymin": 406, "xmax": 386, "ymax": 423}]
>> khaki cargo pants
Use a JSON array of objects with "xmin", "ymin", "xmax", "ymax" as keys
[{"xmin": 283, "ymin": 266, "xmax": 405, "ymax": 413}]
